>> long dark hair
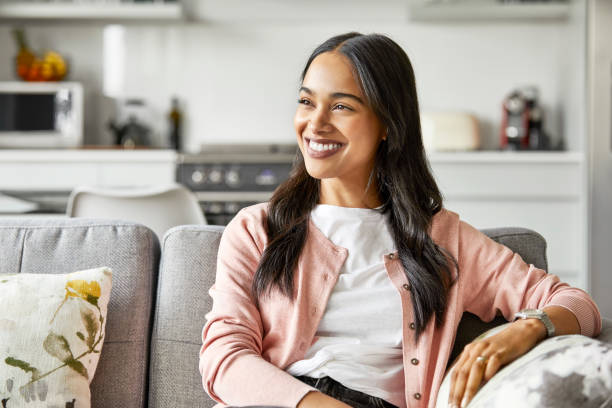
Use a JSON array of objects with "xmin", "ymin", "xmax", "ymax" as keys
[{"xmin": 252, "ymin": 32, "xmax": 459, "ymax": 341}]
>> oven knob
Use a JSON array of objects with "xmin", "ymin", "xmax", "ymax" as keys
[
  {"xmin": 225, "ymin": 202, "xmax": 241, "ymax": 214},
  {"xmin": 255, "ymin": 169, "xmax": 278, "ymax": 186},
  {"xmin": 208, "ymin": 169, "xmax": 223, "ymax": 184},
  {"xmin": 225, "ymin": 170, "xmax": 241, "ymax": 187},
  {"xmin": 191, "ymin": 169, "xmax": 205, "ymax": 185}
]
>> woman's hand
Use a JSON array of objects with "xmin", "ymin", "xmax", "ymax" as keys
[
  {"xmin": 447, "ymin": 318, "xmax": 546, "ymax": 408},
  {"xmin": 297, "ymin": 391, "xmax": 353, "ymax": 408},
  {"xmin": 448, "ymin": 305, "xmax": 580, "ymax": 408}
]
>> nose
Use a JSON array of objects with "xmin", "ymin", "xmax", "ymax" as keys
[{"xmin": 308, "ymin": 107, "xmax": 333, "ymax": 134}]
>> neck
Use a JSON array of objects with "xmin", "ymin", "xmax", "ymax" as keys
[{"xmin": 319, "ymin": 176, "xmax": 382, "ymax": 208}]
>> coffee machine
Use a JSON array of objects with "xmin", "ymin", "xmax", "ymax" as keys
[{"xmin": 500, "ymin": 86, "xmax": 550, "ymax": 151}]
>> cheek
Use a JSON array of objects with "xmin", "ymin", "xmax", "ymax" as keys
[
  {"xmin": 294, "ymin": 109, "xmax": 307, "ymax": 134},
  {"xmin": 347, "ymin": 119, "xmax": 381, "ymax": 153}
]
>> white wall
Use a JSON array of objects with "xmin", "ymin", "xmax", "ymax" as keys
[
  {"xmin": 588, "ymin": 0, "xmax": 612, "ymax": 317},
  {"xmin": 0, "ymin": 1, "xmax": 585, "ymax": 153}
]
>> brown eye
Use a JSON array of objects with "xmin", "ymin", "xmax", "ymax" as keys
[
  {"xmin": 298, "ymin": 98, "xmax": 311, "ymax": 106},
  {"xmin": 333, "ymin": 104, "xmax": 351, "ymax": 111}
]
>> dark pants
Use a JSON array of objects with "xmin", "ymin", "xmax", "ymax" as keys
[{"xmin": 294, "ymin": 375, "xmax": 399, "ymax": 408}]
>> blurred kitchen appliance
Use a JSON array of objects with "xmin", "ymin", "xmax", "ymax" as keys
[
  {"xmin": 421, "ymin": 112, "xmax": 480, "ymax": 151},
  {"xmin": 0, "ymin": 81, "xmax": 83, "ymax": 148},
  {"xmin": 108, "ymin": 98, "xmax": 152, "ymax": 148},
  {"xmin": 500, "ymin": 86, "xmax": 550, "ymax": 150},
  {"xmin": 176, "ymin": 144, "xmax": 296, "ymax": 225}
]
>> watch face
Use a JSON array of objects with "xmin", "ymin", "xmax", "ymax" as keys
[{"xmin": 524, "ymin": 309, "xmax": 541, "ymax": 317}]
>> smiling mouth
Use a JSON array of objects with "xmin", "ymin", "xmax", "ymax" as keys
[{"xmin": 304, "ymin": 137, "xmax": 344, "ymax": 152}]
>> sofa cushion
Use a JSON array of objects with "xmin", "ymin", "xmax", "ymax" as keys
[
  {"xmin": 0, "ymin": 218, "xmax": 160, "ymax": 408},
  {"xmin": 149, "ymin": 225, "xmax": 224, "ymax": 408},
  {"xmin": 436, "ymin": 323, "xmax": 612, "ymax": 408},
  {"xmin": 0, "ymin": 267, "xmax": 112, "ymax": 407}
]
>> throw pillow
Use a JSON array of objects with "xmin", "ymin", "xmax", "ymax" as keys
[
  {"xmin": 436, "ymin": 323, "xmax": 612, "ymax": 408},
  {"xmin": 0, "ymin": 267, "xmax": 112, "ymax": 408}
]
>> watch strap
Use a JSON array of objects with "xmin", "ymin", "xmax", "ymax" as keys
[{"xmin": 514, "ymin": 308, "xmax": 556, "ymax": 338}]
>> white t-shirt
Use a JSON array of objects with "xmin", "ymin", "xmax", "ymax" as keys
[{"xmin": 285, "ymin": 204, "xmax": 405, "ymax": 407}]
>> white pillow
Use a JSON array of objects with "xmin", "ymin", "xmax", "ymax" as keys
[
  {"xmin": 437, "ymin": 323, "xmax": 612, "ymax": 408},
  {"xmin": 0, "ymin": 267, "xmax": 112, "ymax": 408}
]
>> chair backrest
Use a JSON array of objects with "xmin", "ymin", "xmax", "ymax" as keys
[
  {"xmin": 66, "ymin": 183, "xmax": 206, "ymax": 239},
  {"xmin": 0, "ymin": 218, "xmax": 160, "ymax": 408},
  {"xmin": 149, "ymin": 224, "xmax": 548, "ymax": 408}
]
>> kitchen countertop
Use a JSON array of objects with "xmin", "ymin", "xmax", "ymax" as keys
[
  {"xmin": 0, "ymin": 148, "xmax": 178, "ymax": 162},
  {"xmin": 0, "ymin": 148, "xmax": 582, "ymax": 164}
]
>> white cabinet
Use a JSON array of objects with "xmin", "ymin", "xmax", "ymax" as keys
[
  {"xmin": 0, "ymin": 149, "xmax": 177, "ymax": 191},
  {"xmin": 429, "ymin": 151, "xmax": 586, "ymax": 290}
]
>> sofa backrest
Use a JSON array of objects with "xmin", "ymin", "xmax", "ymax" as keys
[
  {"xmin": 0, "ymin": 218, "xmax": 160, "ymax": 408},
  {"xmin": 149, "ymin": 224, "xmax": 549, "ymax": 408},
  {"xmin": 149, "ymin": 225, "xmax": 224, "ymax": 408}
]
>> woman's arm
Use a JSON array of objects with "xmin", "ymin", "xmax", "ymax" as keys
[
  {"xmin": 447, "ymin": 218, "xmax": 601, "ymax": 408},
  {"xmin": 457, "ymin": 219, "xmax": 601, "ymax": 337},
  {"xmin": 297, "ymin": 391, "xmax": 353, "ymax": 408},
  {"xmin": 447, "ymin": 305, "xmax": 580, "ymax": 408},
  {"xmin": 199, "ymin": 208, "xmax": 317, "ymax": 407}
]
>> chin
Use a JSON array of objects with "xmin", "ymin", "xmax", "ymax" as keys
[{"xmin": 304, "ymin": 163, "xmax": 333, "ymax": 180}]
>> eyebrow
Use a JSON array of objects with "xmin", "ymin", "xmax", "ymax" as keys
[{"xmin": 300, "ymin": 86, "xmax": 365, "ymax": 105}]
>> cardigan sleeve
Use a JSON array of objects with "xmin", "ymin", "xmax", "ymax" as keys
[
  {"xmin": 199, "ymin": 208, "xmax": 316, "ymax": 408},
  {"xmin": 457, "ymin": 218, "xmax": 602, "ymax": 337}
]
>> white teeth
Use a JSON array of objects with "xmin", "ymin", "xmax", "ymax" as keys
[{"xmin": 309, "ymin": 139, "xmax": 341, "ymax": 152}]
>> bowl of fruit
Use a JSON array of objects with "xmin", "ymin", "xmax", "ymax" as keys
[{"xmin": 13, "ymin": 28, "xmax": 68, "ymax": 82}]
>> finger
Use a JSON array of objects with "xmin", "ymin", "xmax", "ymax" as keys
[
  {"xmin": 449, "ymin": 344, "xmax": 481, "ymax": 405},
  {"xmin": 448, "ymin": 356, "xmax": 467, "ymax": 405},
  {"xmin": 460, "ymin": 357, "xmax": 487, "ymax": 408},
  {"xmin": 449, "ymin": 358, "xmax": 474, "ymax": 407},
  {"xmin": 483, "ymin": 353, "xmax": 502, "ymax": 382}
]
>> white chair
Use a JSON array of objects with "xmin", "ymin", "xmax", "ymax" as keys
[{"xmin": 66, "ymin": 183, "xmax": 206, "ymax": 239}]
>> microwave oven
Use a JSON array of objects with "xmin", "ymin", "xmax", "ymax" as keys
[{"xmin": 0, "ymin": 81, "xmax": 83, "ymax": 148}]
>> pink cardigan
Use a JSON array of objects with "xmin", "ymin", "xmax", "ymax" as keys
[{"xmin": 199, "ymin": 203, "xmax": 601, "ymax": 408}]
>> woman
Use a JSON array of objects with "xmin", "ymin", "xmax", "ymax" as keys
[{"xmin": 199, "ymin": 32, "xmax": 601, "ymax": 408}]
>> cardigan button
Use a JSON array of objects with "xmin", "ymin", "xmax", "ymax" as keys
[
  {"xmin": 411, "ymin": 358, "xmax": 419, "ymax": 365},
  {"xmin": 413, "ymin": 392, "xmax": 421, "ymax": 400}
]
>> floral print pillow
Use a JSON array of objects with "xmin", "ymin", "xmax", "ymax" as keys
[
  {"xmin": 436, "ymin": 323, "xmax": 612, "ymax": 408},
  {"xmin": 0, "ymin": 267, "xmax": 112, "ymax": 408}
]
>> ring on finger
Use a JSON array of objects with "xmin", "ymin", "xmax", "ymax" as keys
[{"xmin": 475, "ymin": 355, "xmax": 489, "ymax": 364}]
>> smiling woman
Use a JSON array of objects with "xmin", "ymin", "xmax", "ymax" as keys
[
  {"xmin": 198, "ymin": 32, "xmax": 602, "ymax": 408},
  {"xmin": 295, "ymin": 51, "xmax": 385, "ymax": 208}
]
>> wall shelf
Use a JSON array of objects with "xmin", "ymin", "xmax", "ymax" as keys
[
  {"xmin": 0, "ymin": 2, "xmax": 183, "ymax": 21},
  {"xmin": 409, "ymin": 0, "xmax": 570, "ymax": 21}
]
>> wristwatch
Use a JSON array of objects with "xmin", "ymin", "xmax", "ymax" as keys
[{"xmin": 514, "ymin": 308, "xmax": 556, "ymax": 338}]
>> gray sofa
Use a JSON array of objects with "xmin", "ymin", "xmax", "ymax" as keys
[{"xmin": 0, "ymin": 217, "xmax": 610, "ymax": 408}]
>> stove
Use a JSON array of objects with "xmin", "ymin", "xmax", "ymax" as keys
[{"xmin": 176, "ymin": 144, "xmax": 296, "ymax": 225}]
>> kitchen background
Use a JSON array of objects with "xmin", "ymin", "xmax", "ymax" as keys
[
  {"xmin": 0, "ymin": 0, "xmax": 586, "ymax": 150},
  {"xmin": 0, "ymin": 0, "xmax": 610, "ymax": 316}
]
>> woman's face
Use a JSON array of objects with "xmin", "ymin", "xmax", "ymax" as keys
[{"xmin": 294, "ymin": 51, "xmax": 385, "ymax": 184}]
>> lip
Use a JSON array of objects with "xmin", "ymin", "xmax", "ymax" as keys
[{"xmin": 303, "ymin": 137, "xmax": 345, "ymax": 159}]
